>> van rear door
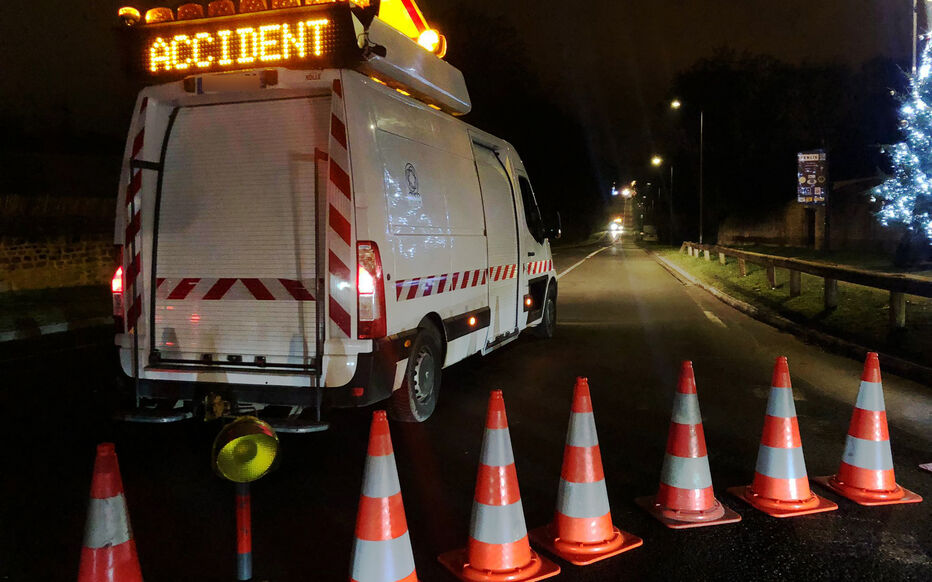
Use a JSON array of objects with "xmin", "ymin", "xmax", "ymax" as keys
[{"xmin": 152, "ymin": 97, "xmax": 329, "ymax": 371}]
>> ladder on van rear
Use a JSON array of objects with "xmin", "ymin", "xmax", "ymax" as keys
[{"xmin": 150, "ymin": 96, "xmax": 330, "ymax": 372}]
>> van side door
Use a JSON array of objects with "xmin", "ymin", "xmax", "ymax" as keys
[{"xmin": 471, "ymin": 142, "xmax": 520, "ymax": 342}]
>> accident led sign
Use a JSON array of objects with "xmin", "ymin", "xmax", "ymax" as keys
[{"xmin": 139, "ymin": 5, "xmax": 357, "ymax": 77}]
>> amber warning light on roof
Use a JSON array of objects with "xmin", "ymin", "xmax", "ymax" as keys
[{"xmin": 134, "ymin": 4, "xmax": 357, "ymax": 78}]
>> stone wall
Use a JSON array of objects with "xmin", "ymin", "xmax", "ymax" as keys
[{"xmin": 0, "ymin": 235, "xmax": 116, "ymax": 292}]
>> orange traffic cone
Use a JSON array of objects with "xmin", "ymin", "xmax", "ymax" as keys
[
  {"xmin": 813, "ymin": 353, "xmax": 922, "ymax": 506},
  {"xmin": 529, "ymin": 377, "xmax": 642, "ymax": 564},
  {"xmin": 727, "ymin": 357, "xmax": 838, "ymax": 517},
  {"xmin": 78, "ymin": 443, "xmax": 144, "ymax": 582},
  {"xmin": 635, "ymin": 362, "xmax": 742, "ymax": 529},
  {"xmin": 350, "ymin": 411, "xmax": 418, "ymax": 582},
  {"xmin": 438, "ymin": 390, "xmax": 560, "ymax": 582}
]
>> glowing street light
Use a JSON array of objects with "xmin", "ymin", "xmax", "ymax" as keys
[
  {"xmin": 621, "ymin": 188, "xmax": 633, "ymax": 198},
  {"xmin": 669, "ymin": 99, "xmax": 706, "ymax": 243},
  {"xmin": 651, "ymin": 155, "xmax": 663, "ymax": 167}
]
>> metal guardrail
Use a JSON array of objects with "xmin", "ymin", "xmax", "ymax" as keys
[{"xmin": 680, "ymin": 242, "xmax": 932, "ymax": 329}]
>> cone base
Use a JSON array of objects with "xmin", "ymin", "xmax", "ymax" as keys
[
  {"xmin": 528, "ymin": 524, "xmax": 642, "ymax": 566},
  {"xmin": 726, "ymin": 485, "xmax": 838, "ymax": 518},
  {"xmin": 812, "ymin": 475, "xmax": 923, "ymax": 506},
  {"xmin": 437, "ymin": 548, "xmax": 560, "ymax": 582},
  {"xmin": 634, "ymin": 495, "xmax": 742, "ymax": 529}
]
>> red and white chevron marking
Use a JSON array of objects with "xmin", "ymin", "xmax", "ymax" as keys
[
  {"xmin": 395, "ymin": 269, "xmax": 486, "ymax": 302},
  {"xmin": 326, "ymin": 78, "xmax": 354, "ymax": 338},
  {"xmin": 156, "ymin": 278, "xmax": 316, "ymax": 301},
  {"xmin": 123, "ymin": 96, "xmax": 148, "ymax": 331},
  {"xmin": 489, "ymin": 263, "xmax": 518, "ymax": 281},
  {"xmin": 525, "ymin": 259, "xmax": 553, "ymax": 275}
]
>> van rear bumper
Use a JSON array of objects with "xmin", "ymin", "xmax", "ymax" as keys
[{"xmin": 127, "ymin": 335, "xmax": 408, "ymax": 410}]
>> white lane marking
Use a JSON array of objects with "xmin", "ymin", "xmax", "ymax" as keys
[
  {"xmin": 703, "ymin": 310, "xmax": 727, "ymax": 328},
  {"xmin": 557, "ymin": 247, "xmax": 609, "ymax": 280}
]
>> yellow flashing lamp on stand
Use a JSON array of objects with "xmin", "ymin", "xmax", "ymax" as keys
[
  {"xmin": 212, "ymin": 416, "xmax": 279, "ymax": 482},
  {"xmin": 212, "ymin": 416, "xmax": 280, "ymax": 581}
]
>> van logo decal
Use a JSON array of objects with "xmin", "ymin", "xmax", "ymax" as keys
[{"xmin": 404, "ymin": 163, "xmax": 420, "ymax": 197}]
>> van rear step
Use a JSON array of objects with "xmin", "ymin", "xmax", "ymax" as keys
[
  {"xmin": 264, "ymin": 409, "xmax": 330, "ymax": 434},
  {"xmin": 114, "ymin": 399, "xmax": 195, "ymax": 423}
]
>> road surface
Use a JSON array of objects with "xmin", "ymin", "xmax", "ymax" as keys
[{"xmin": 1, "ymin": 240, "xmax": 930, "ymax": 581}]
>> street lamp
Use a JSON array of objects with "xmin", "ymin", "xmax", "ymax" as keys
[
  {"xmin": 649, "ymin": 155, "xmax": 675, "ymax": 245},
  {"xmin": 670, "ymin": 99, "xmax": 705, "ymax": 244}
]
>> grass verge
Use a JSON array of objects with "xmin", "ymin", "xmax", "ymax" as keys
[{"xmin": 656, "ymin": 247, "xmax": 932, "ymax": 366}]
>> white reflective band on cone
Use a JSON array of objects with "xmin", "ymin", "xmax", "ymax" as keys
[
  {"xmin": 362, "ymin": 453, "xmax": 402, "ymax": 498},
  {"xmin": 84, "ymin": 494, "xmax": 132, "ymax": 549},
  {"xmin": 470, "ymin": 500, "xmax": 527, "ymax": 545},
  {"xmin": 843, "ymin": 436, "xmax": 895, "ymax": 471},
  {"xmin": 351, "ymin": 531, "xmax": 416, "ymax": 582},
  {"xmin": 480, "ymin": 428, "xmax": 515, "ymax": 467},
  {"xmin": 765, "ymin": 387, "xmax": 798, "ymax": 418},
  {"xmin": 755, "ymin": 445, "xmax": 808, "ymax": 479},
  {"xmin": 566, "ymin": 412, "xmax": 599, "ymax": 447},
  {"xmin": 855, "ymin": 381, "xmax": 886, "ymax": 412},
  {"xmin": 671, "ymin": 393, "xmax": 702, "ymax": 425},
  {"xmin": 660, "ymin": 455, "xmax": 713, "ymax": 489},
  {"xmin": 557, "ymin": 479, "xmax": 611, "ymax": 518}
]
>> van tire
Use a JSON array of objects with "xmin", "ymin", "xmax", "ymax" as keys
[
  {"xmin": 533, "ymin": 287, "xmax": 556, "ymax": 339},
  {"xmin": 389, "ymin": 323, "xmax": 442, "ymax": 422}
]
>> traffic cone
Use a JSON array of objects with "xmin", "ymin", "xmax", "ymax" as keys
[
  {"xmin": 350, "ymin": 411, "xmax": 418, "ymax": 582},
  {"xmin": 78, "ymin": 443, "xmax": 144, "ymax": 582},
  {"xmin": 438, "ymin": 390, "xmax": 560, "ymax": 582},
  {"xmin": 727, "ymin": 357, "xmax": 838, "ymax": 517},
  {"xmin": 529, "ymin": 377, "xmax": 642, "ymax": 564},
  {"xmin": 813, "ymin": 353, "xmax": 922, "ymax": 506},
  {"xmin": 635, "ymin": 362, "xmax": 742, "ymax": 529}
]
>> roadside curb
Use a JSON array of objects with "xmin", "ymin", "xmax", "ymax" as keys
[
  {"xmin": 0, "ymin": 316, "xmax": 111, "ymax": 344},
  {"xmin": 651, "ymin": 252, "xmax": 932, "ymax": 386}
]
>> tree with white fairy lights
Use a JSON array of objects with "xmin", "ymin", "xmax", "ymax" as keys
[{"xmin": 872, "ymin": 42, "xmax": 932, "ymax": 263}]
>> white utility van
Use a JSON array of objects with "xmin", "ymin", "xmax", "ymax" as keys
[{"xmin": 112, "ymin": 1, "xmax": 559, "ymax": 430}]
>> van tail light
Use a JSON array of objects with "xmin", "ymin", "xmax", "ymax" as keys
[
  {"xmin": 112, "ymin": 266, "xmax": 124, "ymax": 295},
  {"xmin": 357, "ymin": 241, "xmax": 386, "ymax": 339},
  {"xmin": 112, "ymin": 247, "xmax": 125, "ymax": 330}
]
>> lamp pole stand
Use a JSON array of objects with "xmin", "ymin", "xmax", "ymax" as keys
[{"xmin": 236, "ymin": 482, "xmax": 252, "ymax": 581}]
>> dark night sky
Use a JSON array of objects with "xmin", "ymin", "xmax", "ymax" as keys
[
  {"xmin": 434, "ymin": 0, "xmax": 912, "ymax": 177},
  {"xmin": 0, "ymin": 1, "xmax": 914, "ymax": 176}
]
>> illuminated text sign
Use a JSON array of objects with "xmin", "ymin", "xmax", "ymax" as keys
[{"xmin": 139, "ymin": 5, "xmax": 357, "ymax": 78}]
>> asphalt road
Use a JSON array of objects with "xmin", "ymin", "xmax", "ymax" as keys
[{"xmin": 1, "ymin": 240, "xmax": 930, "ymax": 581}]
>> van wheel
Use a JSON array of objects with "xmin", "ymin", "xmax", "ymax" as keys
[
  {"xmin": 389, "ymin": 323, "xmax": 442, "ymax": 422},
  {"xmin": 534, "ymin": 288, "xmax": 556, "ymax": 339}
]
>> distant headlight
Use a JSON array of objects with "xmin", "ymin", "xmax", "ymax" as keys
[{"xmin": 609, "ymin": 223, "xmax": 621, "ymax": 232}]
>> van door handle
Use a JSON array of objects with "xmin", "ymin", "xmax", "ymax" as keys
[{"xmin": 527, "ymin": 251, "xmax": 535, "ymax": 257}]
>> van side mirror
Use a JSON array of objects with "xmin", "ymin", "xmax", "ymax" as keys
[{"xmin": 544, "ymin": 211, "xmax": 562, "ymax": 240}]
